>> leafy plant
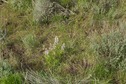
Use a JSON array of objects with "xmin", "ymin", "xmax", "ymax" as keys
[
  {"xmin": 0, "ymin": 73, "xmax": 23, "ymax": 84},
  {"xmin": 44, "ymin": 36, "xmax": 65, "ymax": 70}
]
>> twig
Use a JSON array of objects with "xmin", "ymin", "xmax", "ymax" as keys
[{"xmin": 0, "ymin": 28, "xmax": 6, "ymax": 41}]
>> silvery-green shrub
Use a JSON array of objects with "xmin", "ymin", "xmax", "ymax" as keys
[
  {"xmin": 92, "ymin": 28, "xmax": 126, "ymax": 70},
  {"xmin": 22, "ymin": 33, "xmax": 39, "ymax": 50}
]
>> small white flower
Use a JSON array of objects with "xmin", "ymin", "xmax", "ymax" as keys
[
  {"xmin": 61, "ymin": 43, "xmax": 65, "ymax": 50},
  {"xmin": 54, "ymin": 36, "xmax": 59, "ymax": 45},
  {"xmin": 43, "ymin": 45, "xmax": 45, "ymax": 49},
  {"xmin": 44, "ymin": 48, "xmax": 49, "ymax": 55},
  {"xmin": 49, "ymin": 43, "xmax": 53, "ymax": 50}
]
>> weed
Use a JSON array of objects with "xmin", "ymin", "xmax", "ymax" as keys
[{"xmin": 0, "ymin": 73, "xmax": 23, "ymax": 84}]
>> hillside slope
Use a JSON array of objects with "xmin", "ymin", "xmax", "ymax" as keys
[{"xmin": 0, "ymin": 0, "xmax": 126, "ymax": 84}]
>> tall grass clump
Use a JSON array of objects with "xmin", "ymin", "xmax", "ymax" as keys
[
  {"xmin": 33, "ymin": 0, "xmax": 52, "ymax": 23},
  {"xmin": 23, "ymin": 70, "xmax": 60, "ymax": 84}
]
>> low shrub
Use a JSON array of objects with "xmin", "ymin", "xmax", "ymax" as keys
[
  {"xmin": 92, "ymin": 28, "xmax": 126, "ymax": 70},
  {"xmin": 22, "ymin": 33, "xmax": 39, "ymax": 51},
  {"xmin": 0, "ymin": 59, "xmax": 13, "ymax": 77}
]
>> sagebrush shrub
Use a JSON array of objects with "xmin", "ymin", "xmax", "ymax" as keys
[
  {"xmin": 22, "ymin": 33, "xmax": 39, "ymax": 51},
  {"xmin": 92, "ymin": 28, "xmax": 126, "ymax": 70},
  {"xmin": 0, "ymin": 60, "xmax": 12, "ymax": 77}
]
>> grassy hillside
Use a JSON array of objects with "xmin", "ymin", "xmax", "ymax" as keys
[{"xmin": 0, "ymin": 0, "xmax": 126, "ymax": 84}]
